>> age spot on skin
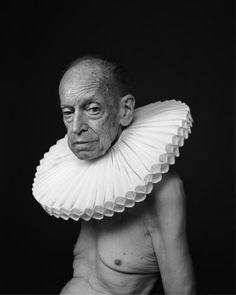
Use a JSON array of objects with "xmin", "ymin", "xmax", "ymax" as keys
[{"xmin": 114, "ymin": 259, "xmax": 122, "ymax": 266}]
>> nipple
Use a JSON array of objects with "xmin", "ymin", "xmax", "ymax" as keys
[{"xmin": 114, "ymin": 259, "xmax": 122, "ymax": 266}]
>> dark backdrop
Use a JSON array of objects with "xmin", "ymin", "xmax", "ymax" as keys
[{"xmin": 2, "ymin": 1, "xmax": 235, "ymax": 294}]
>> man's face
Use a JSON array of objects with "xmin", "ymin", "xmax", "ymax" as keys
[{"xmin": 59, "ymin": 66, "xmax": 121, "ymax": 161}]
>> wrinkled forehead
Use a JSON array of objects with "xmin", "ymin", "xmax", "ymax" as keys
[{"xmin": 59, "ymin": 64, "xmax": 110, "ymax": 101}]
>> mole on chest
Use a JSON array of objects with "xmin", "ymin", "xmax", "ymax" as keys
[
  {"xmin": 113, "ymin": 251, "xmax": 133, "ymax": 266},
  {"xmin": 114, "ymin": 259, "xmax": 122, "ymax": 266}
]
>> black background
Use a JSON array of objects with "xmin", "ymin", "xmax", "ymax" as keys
[{"xmin": 2, "ymin": 1, "xmax": 235, "ymax": 294}]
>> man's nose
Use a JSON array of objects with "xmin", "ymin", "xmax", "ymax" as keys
[{"xmin": 71, "ymin": 113, "xmax": 88, "ymax": 134}]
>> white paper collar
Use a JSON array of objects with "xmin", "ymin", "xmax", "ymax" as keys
[{"xmin": 32, "ymin": 100, "xmax": 193, "ymax": 221}]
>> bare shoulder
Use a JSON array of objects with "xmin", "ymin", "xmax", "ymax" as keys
[
  {"xmin": 145, "ymin": 171, "xmax": 186, "ymax": 234},
  {"xmin": 148, "ymin": 171, "xmax": 185, "ymax": 208},
  {"xmin": 153, "ymin": 171, "xmax": 185, "ymax": 200}
]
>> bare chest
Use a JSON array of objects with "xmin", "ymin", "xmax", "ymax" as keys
[
  {"xmin": 78, "ymin": 200, "xmax": 158, "ymax": 274},
  {"xmin": 99, "ymin": 222, "xmax": 157, "ymax": 273}
]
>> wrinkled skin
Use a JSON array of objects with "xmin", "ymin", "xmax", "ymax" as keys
[
  {"xmin": 60, "ymin": 173, "xmax": 195, "ymax": 295},
  {"xmin": 59, "ymin": 63, "xmax": 133, "ymax": 161},
  {"xmin": 58, "ymin": 61, "xmax": 195, "ymax": 294}
]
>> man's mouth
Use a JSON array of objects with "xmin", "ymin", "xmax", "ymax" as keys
[{"xmin": 73, "ymin": 140, "xmax": 97, "ymax": 145}]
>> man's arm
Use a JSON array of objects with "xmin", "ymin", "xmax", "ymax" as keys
[{"xmin": 147, "ymin": 174, "xmax": 195, "ymax": 295}]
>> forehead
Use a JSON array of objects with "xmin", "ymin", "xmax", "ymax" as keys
[{"xmin": 59, "ymin": 64, "xmax": 111, "ymax": 104}]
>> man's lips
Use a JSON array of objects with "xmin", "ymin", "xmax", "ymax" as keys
[{"xmin": 72, "ymin": 140, "xmax": 97, "ymax": 145}]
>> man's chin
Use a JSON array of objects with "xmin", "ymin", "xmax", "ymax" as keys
[
  {"xmin": 72, "ymin": 150, "xmax": 92, "ymax": 161},
  {"xmin": 69, "ymin": 144, "xmax": 109, "ymax": 161},
  {"xmin": 72, "ymin": 149, "xmax": 101, "ymax": 161}
]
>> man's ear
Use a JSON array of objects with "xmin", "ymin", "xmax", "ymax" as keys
[{"xmin": 119, "ymin": 94, "xmax": 135, "ymax": 127}]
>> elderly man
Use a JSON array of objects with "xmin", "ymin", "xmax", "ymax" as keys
[{"xmin": 34, "ymin": 56, "xmax": 195, "ymax": 294}]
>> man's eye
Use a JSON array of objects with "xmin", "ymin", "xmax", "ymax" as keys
[
  {"xmin": 87, "ymin": 107, "xmax": 101, "ymax": 115},
  {"xmin": 63, "ymin": 111, "xmax": 73, "ymax": 116}
]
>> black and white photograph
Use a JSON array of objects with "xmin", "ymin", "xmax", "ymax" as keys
[{"xmin": 2, "ymin": 1, "xmax": 234, "ymax": 294}]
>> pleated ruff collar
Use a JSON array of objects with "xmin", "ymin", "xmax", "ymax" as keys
[{"xmin": 32, "ymin": 100, "xmax": 193, "ymax": 221}]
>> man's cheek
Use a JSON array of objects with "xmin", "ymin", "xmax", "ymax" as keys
[
  {"xmin": 102, "ymin": 125, "xmax": 117, "ymax": 148},
  {"xmin": 63, "ymin": 119, "xmax": 70, "ymax": 131},
  {"xmin": 90, "ymin": 119, "xmax": 107, "ymax": 137}
]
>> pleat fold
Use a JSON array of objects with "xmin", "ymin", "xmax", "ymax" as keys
[{"xmin": 32, "ymin": 100, "xmax": 193, "ymax": 221}]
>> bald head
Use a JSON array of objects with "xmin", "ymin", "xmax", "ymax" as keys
[
  {"xmin": 59, "ymin": 57, "xmax": 132, "ymax": 102},
  {"xmin": 59, "ymin": 59, "xmax": 116, "ymax": 107},
  {"xmin": 59, "ymin": 56, "xmax": 135, "ymax": 161}
]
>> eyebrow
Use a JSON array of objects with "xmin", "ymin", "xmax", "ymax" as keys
[{"xmin": 60, "ymin": 96, "xmax": 101, "ymax": 109}]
